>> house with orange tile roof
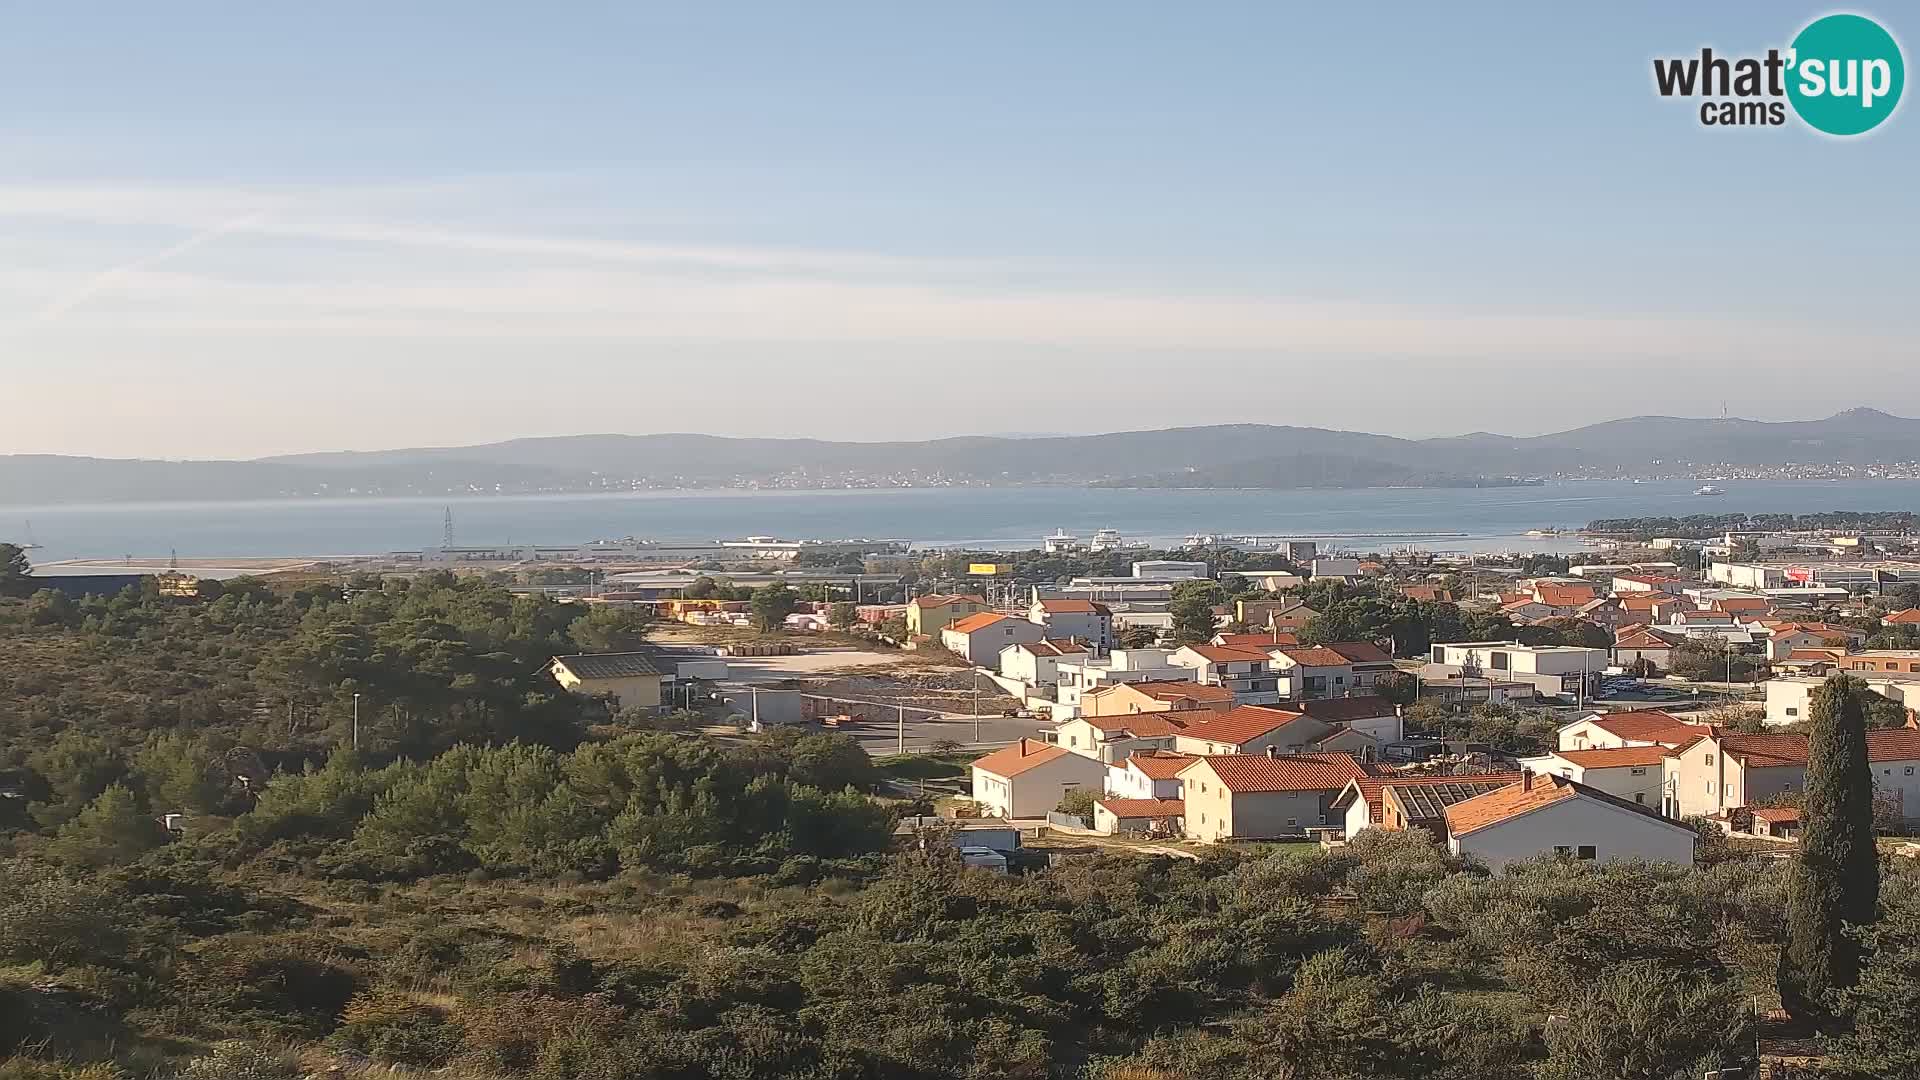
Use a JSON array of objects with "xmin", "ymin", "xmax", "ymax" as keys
[
  {"xmin": 1611, "ymin": 623, "xmax": 1687, "ymax": 672},
  {"xmin": 1332, "ymin": 772, "xmax": 1526, "ymax": 840},
  {"xmin": 1092, "ymin": 796, "xmax": 1185, "ymax": 835},
  {"xmin": 1885, "ymin": 608, "xmax": 1920, "ymax": 628},
  {"xmin": 940, "ymin": 611, "xmax": 1045, "ymax": 665},
  {"xmin": 1518, "ymin": 745, "xmax": 1670, "ymax": 808},
  {"xmin": 1555, "ymin": 709, "xmax": 1712, "ymax": 753},
  {"xmin": 1172, "ymin": 705, "xmax": 1342, "ymax": 757},
  {"xmin": 1177, "ymin": 753, "xmax": 1369, "ymax": 841},
  {"xmin": 1053, "ymin": 708, "xmax": 1217, "ymax": 763},
  {"xmin": 1265, "ymin": 645, "xmax": 1359, "ymax": 700},
  {"xmin": 1104, "ymin": 749, "xmax": 1197, "ymax": 801},
  {"xmin": 1400, "ymin": 585, "xmax": 1455, "ymax": 604},
  {"xmin": 906, "ymin": 593, "xmax": 989, "ymax": 636},
  {"xmin": 1169, "ymin": 645, "xmax": 1284, "ymax": 705},
  {"xmin": 1755, "ymin": 621, "xmax": 1866, "ymax": 660},
  {"xmin": 1314, "ymin": 641, "xmax": 1397, "ymax": 690},
  {"xmin": 970, "ymin": 738, "xmax": 1106, "ymax": 819},
  {"xmin": 1442, "ymin": 772, "xmax": 1697, "ymax": 871},
  {"xmin": 1080, "ymin": 678, "xmax": 1234, "ymax": 718},
  {"xmin": 1663, "ymin": 727, "xmax": 1920, "ymax": 819},
  {"xmin": 1236, "ymin": 598, "xmax": 1317, "ymax": 632}
]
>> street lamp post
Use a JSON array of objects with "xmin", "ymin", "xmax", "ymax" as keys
[{"xmin": 352, "ymin": 692, "xmax": 361, "ymax": 750}]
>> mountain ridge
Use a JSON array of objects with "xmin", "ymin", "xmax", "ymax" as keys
[{"xmin": 6, "ymin": 409, "xmax": 1920, "ymax": 504}]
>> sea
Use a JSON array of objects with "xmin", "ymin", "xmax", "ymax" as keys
[{"xmin": 7, "ymin": 478, "xmax": 1920, "ymax": 566}]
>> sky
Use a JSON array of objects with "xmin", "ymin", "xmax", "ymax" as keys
[{"xmin": 2, "ymin": 2, "xmax": 1916, "ymax": 458}]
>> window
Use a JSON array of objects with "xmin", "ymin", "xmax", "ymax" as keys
[
  {"xmin": 1706, "ymin": 781, "xmax": 1714, "ymax": 794},
  {"xmin": 1630, "ymin": 767, "xmax": 1647, "ymax": 776},
  {"xmin": 1577, "ymin": 845, "xmax": 1597, "ymax": 860},
  {"xmin": 1553, "ymin": 845, "xmax": 1573, "ymax": 857},
  {"xmin": 1635, "ymin": 793, "xmax": 1646, "ymax": 804},
  {"xmin": 1318, "ymin": 813, "xmax": 1327, "ymax": 825},
  {"xmin": 1199, "ymin": 813, "xmax": 1206, "ymax": 824},
  {"xmin": 1907, "ymin": 767, "xmax": 1916, "ymax": 776},
  {"xmin": 1705, "ymin": 754, "xmax": 1715, "ymax": 766},
  {"xmin": 1068, "ymin": 736, "xmax": 1077, "ymax": 747},
  {"xmin": 1286, "ymin": 817, "xmax": 1297, "ymax": 827},
  {"xmin": 1786, "ymin": 707, "xmax": 1799, "ymax": 717}
]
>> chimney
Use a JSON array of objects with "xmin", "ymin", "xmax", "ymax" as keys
[
  {"xmin": 1265, "ymin": 745, "xmax": 1279, "ymax": 759},
  {"xmin": 1521, "ymin": 768, "xmax": 1534, "ymax": 792}
]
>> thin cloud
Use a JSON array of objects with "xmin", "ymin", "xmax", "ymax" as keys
[{"xmin": 28, "ymin": 211, "xmax": 270, "ymax": 324}]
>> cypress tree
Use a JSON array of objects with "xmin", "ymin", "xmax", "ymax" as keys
[{"xmin": 1778, "ymin": 674, "xmax": 1880, "ymax": 1026}]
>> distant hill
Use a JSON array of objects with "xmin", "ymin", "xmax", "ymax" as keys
[{"xmin": 6, "ymin": 408, "xmax": 1920, "ymax": 504}]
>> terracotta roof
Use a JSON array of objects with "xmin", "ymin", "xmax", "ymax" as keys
[
  {"xmin": 1867, "ymin": 728, "xmax": 1920, "ymax": 762},
  {"xmin": 1613, "ymin": 625, "xmax": 1682, "ymax": 650},
  {"xmin": 946, "ymin": 611, "xmax": 1012, "ymax": 634},
  {"xmin": 1713, "ymin": 597, "xmax": 1774, "ymax": 613},
  {"xmin": 1096, "ymin": 796, "xmax": 1184, "ymax": 819},
  {"xmin": 1078, "ymin": 709, "xmax": 1214, "ymax": 738},
  {"xmin": 1271, "ymin": 645, "xmax": 1354, "ymax": 668},
  {"xmin": 1185, "ymin": 753, "xmax": 1367, "ymax": 794},
  {"xmin": 1886, "ymin": 608, "xmax": 1920, "ymax": 624},
  {"xmin": 1320, "ymin": 641, "xmax": 1394, "ymax": 665},
  {"xmin": 1183, "ymin": 645, "xmax": 1274, "ymax": 664},
  {"xmin": 1121, "ymin": 750, "xmax": 1198, "ymax": 779},
  {"xmin": 1013, "ymin": 639, "xmax": 1088, "ymax": 657},
  {"xmin": 971, "ymin": 738, "xmax": 1073, "ymax": 779},
  {"xmin": 1673, "ymin": 609, "xmax": 1735, "ymax": 622},
  {"xmin": 1037, "ymin": 598, "xmax": 1111, "ymax": 615},
  {"xmin": 1401, "ymin": 586, "xmax": 1454, "ymax": 603},
  {"xmin": 1216, "ymin": 631, "xmax": 1301, "ymax": 648},
  {"xmin": 1179, "ymin": 705, "xmax": 1312, "ymax": 746},
  {"xmin": 1535, "ymin": 585, "xmax": 1598, "ymax": 607},
  {"xmin": 1128, "ymin": 681, "xmax": 1235, "ymax": 704},
  {"xmin": 1581, "ymin": 710, "xmax": 1712, "ymax": 746},
  {"xmin": 911, "ymin": 593, "xmax": 986, "ymax": 608},
  {"xmin": 1334, "ymin": 772, "xmax": 1525, "ymax": 825},
  {"xmin": 1617, "ymin": 594, "xmax": 1665, "ymax": 610},
  {"xmin": 1443, "ymin": 774, "xmax": 1633, "ymax": 837},
  {"xmin": 1751, "ymin": 807, "xmax": 1801, "ymax": 823},
  {"xmin": 1717, "ymin": 733, "xmax": 1814, "ymax": 768},
  {"xmin": 1554, "ymin": 746, "xmax": 1671, "ymax": 769}
]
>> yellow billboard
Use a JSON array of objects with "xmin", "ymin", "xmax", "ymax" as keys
[{"xmin": 968, "ymin": 562, "xmax": 1012, "ymax": 576}]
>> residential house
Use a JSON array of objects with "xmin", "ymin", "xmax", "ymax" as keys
[
  {"xmin": 1500, "ymin": 598, "xmax": 1558, "ymax": 622},
  {"xmin": 1266, "ymin": 645, "xmax": 1358, "ymax": 700},
  {"xmin": 1029, "ymin": 598, "xmax": 1114, "ymax": 652},
  {"xmin": 1104, "ymin": 749, "xmax": 1195, "ymax": 800},
  {"xmin": 1092, "ymin": 796, "xmax": 1186, "ymax": 835},
  {"xmin": 941, "ymin": 612, "xmax": 1046, "ymax": 665},
  {"xmin": 1178, "ymin": 753, "xmax": 1370, "ymax": 841},
  {"xmin": 1294, "ymin": 695, "xmax": 1404, "ymax": 743},
  {"xmin": 1443, "ymin": 772, "xmax": 1698, "ymax": 870},
  {"xmin": 1081, "ymin": 679, "xmax": 1235, "ymax": 716},
  {"xmin": 1884, "ymin": 608, "xmax": 1920, "ymax": 628},
  {"xmin": 1755, "ymin": 621, "xmax": 1866, "ymax": 660},
  {"xmin": 1052, "ymin": 649, "xmax": 1194, "ymax": 717},
  {"xmin": 1170, "ymin": 645, "xmax": 1284, "ymax": 705},
  {"xmin": 1841, "ymin": 649, "xmax": 1920, "ymax": 676},
  {"xmin": 1237, "ymin": 599, "xmax": 1317, "ymax": 632},
  {"xmin": 998, "ymin": 638, "xmax": 1089, "ymax": 687},
  {"xmin": 1401, "ymin": 585, "xmax": 1455, "ymax": 603},
  {"xmin": 1521, "ymin": 746, "xmax": 1668, "ymax": 808},
  {"xmin": 1053, "ymin": 709, "xmax": 1215, "ymax": 763},
  {"xmin": 549, "ymin": 652, "xmax": 665, "ymax": 710},
  {"xmin": 1333, "ymin": 772, "xmax": 1525, "ymax": 840},
  {"xmin": 1316, "ymin": 641, "xmax": 1396, "ymax": 691},
  {"xmin": 1238, "ymin": 570, "xmax": 1305, "ymax": 592},
  {"xmin": 970, "ymin": 738, "xmax": 1107, "ymax": 819},
  {"xmin": 1556, "ymin": 710, "xmax": 1711, "ymax": 752},
  {"xmin": 1611, "ymin": 624, "xmax": 1687, "ymax": 672},
  {"xmin": 1709, "ymin": 594, "xmax": 1776, "ymax": 618},
  {"xmin": 906, "ymin": 593, "xmax": 990, "ymax": 636},
  {"xmin": 1173, "ymin": 706, "xmax": 1338, "ymax": 757},
  {"xmin": 1612, "ymin": 574, "xmax": 1685, "ymax": 595},
  {"xmin": 1764, "ymin": 674, "xmax": 1920, "ymax": 727}
]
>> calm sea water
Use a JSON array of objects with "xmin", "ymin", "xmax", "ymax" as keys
[{"xmin": 8, "ymin": 479, "xmax": 1920, "ymax": 563}]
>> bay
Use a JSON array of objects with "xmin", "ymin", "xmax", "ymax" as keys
[{"xmin": 7, "ymin": 479, "xmax": 1920, "ymax": 563}]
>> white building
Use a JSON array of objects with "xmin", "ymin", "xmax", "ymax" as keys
[
  {"xmin": 1103, "ymin": 749, "xmax": 1194, "ymax": 800},
  {"xmin": 998, "ymin": 639, "xmax": 1090, "ymax": 687},
  {"xmin": 1130, "ymin": 559, "xmax": 1209, "ymax": 579},
  {"xmin": 970, "ymin": 738, "xmax": 1107, "ymax": 819},
  {"xmin": 1515, "ymin": 746, "xmax": 1668, "ymax": 809},
  {"xmin": 1169, "ymin": 645, "xmax": 1284, "ymax": 705},
  {"xmin": 1443, "ymin": 773, "xmax": 1697, "ymax": 871},
  {"xmin": 1311, "ymin": 557, "xmax": 1363, "ymax": 580},
  {"xmin": 941, "ymin": 612, "xmax": 1046, "ymax": 665},
  {"xmin": 1765, "ymin": 674, "xmax": 1920, "ymax": 726},
  {"xmin": 1052, "ymin": 648, "xmax": 1193, "ymax": 718},
  {"xmin": 1028, "ymin": 598, "xmax": 1114, "ymax": 652},
  {"xmin": 1426, "ymin": 641, "xmax": 1607, "ymax": 700}
]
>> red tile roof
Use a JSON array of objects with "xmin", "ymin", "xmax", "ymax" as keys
[
  {"xmin": 1096, "ymin": 797, "xmax": 1184, "ymax": 819},
  {"xmin": 1037, "ymin": 598, "xmax": 1111, "ymax": 615},
  {"xmin": 1319, "ymin": 640, "xmax": 1394, "ymax": 664},
  {"xmin": 1216, "ymin": 631, "xmax": 1302, "ymax": 648},
  {"xmin": 1582, "ymin": 710, "xmax": 1712, "ymax": 745},
  {"xmin": 1128, "ymin": 681, "xmax": 1235, "ymax": 704},
  {"xmin": 1079, "ymin": 709, "xmax": 1214, "ymax": 738},
  {"xmin": 1121, "ymin": 750, "xmax": 1198, "ymax": 779},
  {"xmin": 1185, "ymin": 753, "xmax": 1367, "ymax": 794},
  {"xmin": 1013, "ymin": 639, "xmax": 1088, "ymax": 657},
  {"xmin": 1183, "ymin": 645, "xmax": 1274, "ymax": 664},
  {"xmin": 971, "ymin": 738, "xmax": 1073, "ymax": 779},
  {"xmin": 1535, "ymin": 585, "xmax": 1599, "ymax": 607},
  {"xmin": 946, "ymin": 611, "xmax": 1013, "ymax": 634},
  {"xmin": 1554, "ymin": 746, "xmax": 1671, "ymax": 769},
  {"xmin": 1271, "ymin": 645, "xmax": 1354, "ymax": 668},
  {"xmin": 1178, "ymin": 705, "xmax": 1311, "ymax": 746},
  {"xmin": 1613, "ymin": 625, "xmax": 1681, "ymax": 650},
  {"xmin": 1444, "ymin": 773, "xmax": 1686, "ymax": 838},
  {"xmin": 1885, "ymin": 608, "xmax": 1920, "ymax": 624},
  {"xmin": 1750, "ymin": 807, "xmax": 1801, "ymax": 823},
  {"xmin": 1713, "ymin": 597, "xmax": 1774, "ymax": 613},
  {"xmin": 1867, "ymin": 728, "xmax": 1920, "ymax": 762}
]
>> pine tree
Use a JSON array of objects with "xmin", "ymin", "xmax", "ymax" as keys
[
  {"xmin": 50, "ymin": 783, "xmax": 168, "ymax": 868},
  {"xmin": 1778, "ymin": 674, "xmax": 1880, "ymax": 1026}
]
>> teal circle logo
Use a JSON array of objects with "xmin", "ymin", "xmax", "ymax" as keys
[{"xmin": 1786, "ymin": 14, "xmax": 1904, "ymax": 135}]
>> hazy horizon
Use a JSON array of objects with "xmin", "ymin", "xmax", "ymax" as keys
[{"xmin": 5, "ymin": 3, "xmax": 1916, "ymax": 459}]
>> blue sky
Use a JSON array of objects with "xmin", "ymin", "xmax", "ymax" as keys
[{"xmin": 2, "ymin": 2, "xmax": 1914, "ymax": 457}]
